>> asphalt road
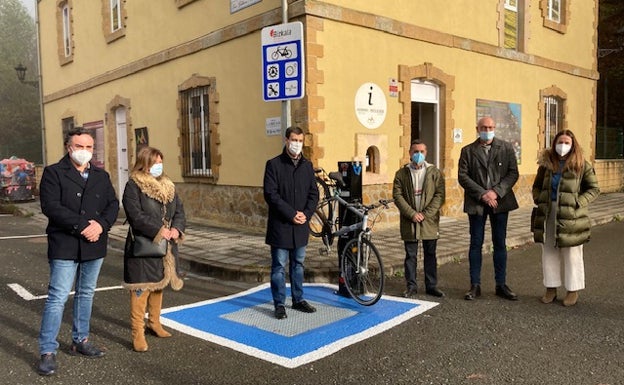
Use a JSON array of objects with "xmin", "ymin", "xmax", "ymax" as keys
[{"xmin": 1, "ymin": 212, "xmax": 623, "ymax": 385}]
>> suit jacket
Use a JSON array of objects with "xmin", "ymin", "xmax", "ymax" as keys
[
  {"xmin": 40, "ymin": 154, "xmax": 119, "ymax": 260},
  {"xmin": 458, "ymin": 137, "xmax": 519, "ymax": 215}
]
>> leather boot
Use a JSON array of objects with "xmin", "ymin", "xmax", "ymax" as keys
[
  {"xmin": 563, "ymin": 291, "xmax": 579, "ymax": 307},
  {"xmin": 146, "ymin": 290, "xmax": 172, "ymax": 338},
  {"xmin": 540, "ymin": 288, "xmax": 557, "ymax": 304},
  {"xmin": 130, "ymin": 291, "xmax": 149, "ymax": 352}
]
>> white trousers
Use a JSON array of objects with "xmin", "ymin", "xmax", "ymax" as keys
[{"xmin": 541, "ymin": 202, "xmax": 585, "ymax": 291}]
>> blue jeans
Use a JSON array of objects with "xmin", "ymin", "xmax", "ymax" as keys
[
  {"xmin": 270, "ymin": 246, "xmax": 306, "ymax": 308},
  {"xmin": 38, "ymin": 258, "xmax": 104, "ymax": 355},
  {"xmin": 468, "ymin": 208, "xmax": 509, "ymax": 286}
]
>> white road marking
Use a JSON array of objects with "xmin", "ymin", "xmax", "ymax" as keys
[
  {"xmin": 0, "ymin": 234, "xmax": 47, "ymax": 240},
  {"xmin": 7, "ymin": 283, "xmax": 124, "ymax": 301}
]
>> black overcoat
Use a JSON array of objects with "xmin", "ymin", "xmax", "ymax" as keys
[
  {"xmin": 39, "ymin": 154, "xmax": 119, "ymax": 260},
  {"xmin": 122, "ymin": 175, "xmax": 186, "ymax": 288},
  {"xmin": 263, "ymin": 150, "xmax": 319, "ymax": 249}
]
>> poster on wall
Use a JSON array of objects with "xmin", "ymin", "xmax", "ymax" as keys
[
  {"xmin": 135, "ymin": 127, "xmax": 149, "ymax": 156},
  {"xmin": 82, "ymin": 120, "xmax": 105, "ymax": 169},
  {"xmin": 476, "ymin": 99, "xmax": 522, "ymax": 163}
]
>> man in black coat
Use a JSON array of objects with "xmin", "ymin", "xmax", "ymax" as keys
[
  {"xmin": 263, "ymin": 126, "xmax": 319, "ymax": 320},
  {"xmin": 458, "ymin": 116, "xmax": 519, "ymax": 302},
  {"xmin": 37, "ymin": 128, "xmax": 119, "ymax": 376}
]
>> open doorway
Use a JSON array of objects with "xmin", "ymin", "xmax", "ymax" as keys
[{"xmin": 410, "ymin": 80, "xmax": 439, "ymax": 167}]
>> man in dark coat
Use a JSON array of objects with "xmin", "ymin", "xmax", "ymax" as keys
[
  {"xmin": 263, "ymin": 126, "xmax": 319, "ymax": 320},
  {"xmin": 37, "ymin": 128, "xmax": 119, "ymax": 376},
  {"xmin": 458, "ymin": 116, "xmax": 519, "ymax": 301}
]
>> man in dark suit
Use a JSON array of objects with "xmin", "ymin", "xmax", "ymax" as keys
[
  {"xmin": 263, "ymin": 126, "xmax": 319, "ymax": 320},
  {"xmin": 458, "ymin": 116, "xmax": 519, "ymax": 301},
  {"xmin": 37, "ymin": 128, "xmax": 119, "ymax": 376}
]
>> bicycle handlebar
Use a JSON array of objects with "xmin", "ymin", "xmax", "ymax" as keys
[{"xmin": 344, "ymin": 198, "xmax": 394, "ymax": 213}]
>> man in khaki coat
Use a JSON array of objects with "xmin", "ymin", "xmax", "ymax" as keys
[{"xmin": 393, "ymin": 140, "xmax": 445, "ymax": 298}]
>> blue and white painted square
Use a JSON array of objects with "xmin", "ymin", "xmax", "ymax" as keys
[{"xmin": 161, "ymin": 283, "xmax": 438, "ymax": 368}]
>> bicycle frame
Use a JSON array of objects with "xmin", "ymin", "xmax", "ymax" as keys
[{"xmin": 313, "ymin": 168, "xmax": 392, "ymax": 306}]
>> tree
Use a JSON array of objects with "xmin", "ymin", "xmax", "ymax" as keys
[
  {"xmin": 597, "ymin": 0, "xmax": 624, "ymax": 129},
  {"xmin": 0, "ymin": 0, "xmax": 41, "ymax": 163}
]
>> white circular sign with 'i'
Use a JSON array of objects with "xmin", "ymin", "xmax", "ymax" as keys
[{"xmin": 354, "ymin": 82, "xmax": 387, "ymax": 129}]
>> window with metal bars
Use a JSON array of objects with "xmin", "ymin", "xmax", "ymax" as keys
[
  {"xmin": 180, "ymin": 87, "xmax": 212, "ymax": 177},
  {"xmin": 544, "ymin": 96, "xmax": 563, "ymax": 148}
]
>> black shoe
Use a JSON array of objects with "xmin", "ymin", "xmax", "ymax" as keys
[
  {"xmin": 464, "ymin": 284, "xmax": 481, "ymax": 300},
  {"xmin": 403, "ymin": 287, "xmax": 417, "ymax": 298},
  {"xmin": 426, "ymin": 287, "xmax": 445, "ymax": 297},
  {"xmin": 292, "ymin": 300, "xmax": 317, "ymax": 313},
  {"xmin": 274, "ymin": 305, "xmax": 287, "ymax": 319},
  {"xmin": 37, "ymin": 353, "xmax": 57, "ymax": 376},
  {"xmin": 69, "ymin": 339, "xmax": 105, "ymax": 358},
  {"xmin": 496, "ymin": 284, "xmax": 518, "ymax": 301}
]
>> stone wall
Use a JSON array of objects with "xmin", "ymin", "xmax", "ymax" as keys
[
  {"xmin": 594, "ymin": 160, "xmax": 624, "ymax": 193},
  {"xmin": 176, "ymin": 183, "xmax": 267, "ymax": 233},
  {"xmin": 175, "ymin": 173, "xmax": 539, "ymax": 233}
]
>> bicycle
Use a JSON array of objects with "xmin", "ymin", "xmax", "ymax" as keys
[
  {"xmin": 310, "ymin": 168, "xmax": 393, "ymax": 306},
  {"xmin": 271, "ymin": 45, "xmax": 292, "ymax": 60}
]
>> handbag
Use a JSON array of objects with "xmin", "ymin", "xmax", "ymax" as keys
[
  {"xmin": 530, "ymin": 206, "xmax": 538, "ymax": 231},
  {"xmin": 131, "ymin": 229, "xmax": 168, "ymax": 258}
]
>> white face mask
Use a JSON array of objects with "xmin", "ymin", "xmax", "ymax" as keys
[
  {"xmin": 69, "ymin": 148, "xmax": 93, "ymax": 166},
  {"xmin": 149, "ymin": 163, "xmax": 163, "ymax": 178},
  {"xmin": 555, "ymin": 143, "xmax": 572, "ymax": 157},
  {"xmin": 288, "ymin": 141, "xmax": 303, "ymax": 156}
]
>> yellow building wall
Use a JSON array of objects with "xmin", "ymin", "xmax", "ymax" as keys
[
  {"xmin": 38, "ymin": 0, "xmax": 283, "ymax": 95},
  {"xmin": 528, "ymin": 0, "xmax": 598, "ymax": 70},
  {"xmin": 316, "ymin": 19, "xmax": 596, "ymax": 179},
  {"xmin": 322, "ymin": 0, "xmax": 501, "ymax": 46},
  {"xmin": 43, "ymin": 32, "xmax": 284, "ymax": 187},
  {"xmin": 37, "ymin": 0, "xmax": 604, "ymax": 229}
]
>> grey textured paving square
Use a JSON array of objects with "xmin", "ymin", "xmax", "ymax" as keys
[{"xmin": 221, "ymin": 299, "xmax": 357, "ymax": 337}]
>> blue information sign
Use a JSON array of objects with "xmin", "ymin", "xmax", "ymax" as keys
[{"xmin": 261, "ymin": 22, "xmax": 305, "ymax": 101}]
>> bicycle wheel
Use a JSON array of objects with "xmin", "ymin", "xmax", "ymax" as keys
[
  {"xmin": 315, "ymin": 177, "xmax": 333, "ymax": 221},
  {"xmin": 340, "ymin": 237, "xmax": 384, "ymax": 306}
]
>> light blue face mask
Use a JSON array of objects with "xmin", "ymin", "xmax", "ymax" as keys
[
  {"xmin": 479, "ymin": 131, "xmax": 495, "ymax": 141},
  {"xmin": 149, "ymin": 163, "xmax": 163, "ymax": 178},
  {"xmin": 411, "ymin": 152, "xmax": 425, "ymax": 165}
]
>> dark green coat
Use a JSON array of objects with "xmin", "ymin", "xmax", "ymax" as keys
[
  {"xmin": 392, "ymin": 163, "xmax": 445, "ymax": 241},
  {"xmin": 531, "ymin": 158, "xmax": 600, "ymax": 247}
]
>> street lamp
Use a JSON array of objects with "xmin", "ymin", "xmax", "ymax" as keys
[{"xmin": 14, "ymin": 63, "xmax": 39, "ymax": 87}]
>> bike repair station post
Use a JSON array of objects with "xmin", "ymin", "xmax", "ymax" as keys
[
  {"xmin": 336, "ymin": 161, "xmax": 363, "ymax": 296},
  {"xmin": 261, "ymin": 1, "xmax": 304, "ymax": 135}
]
